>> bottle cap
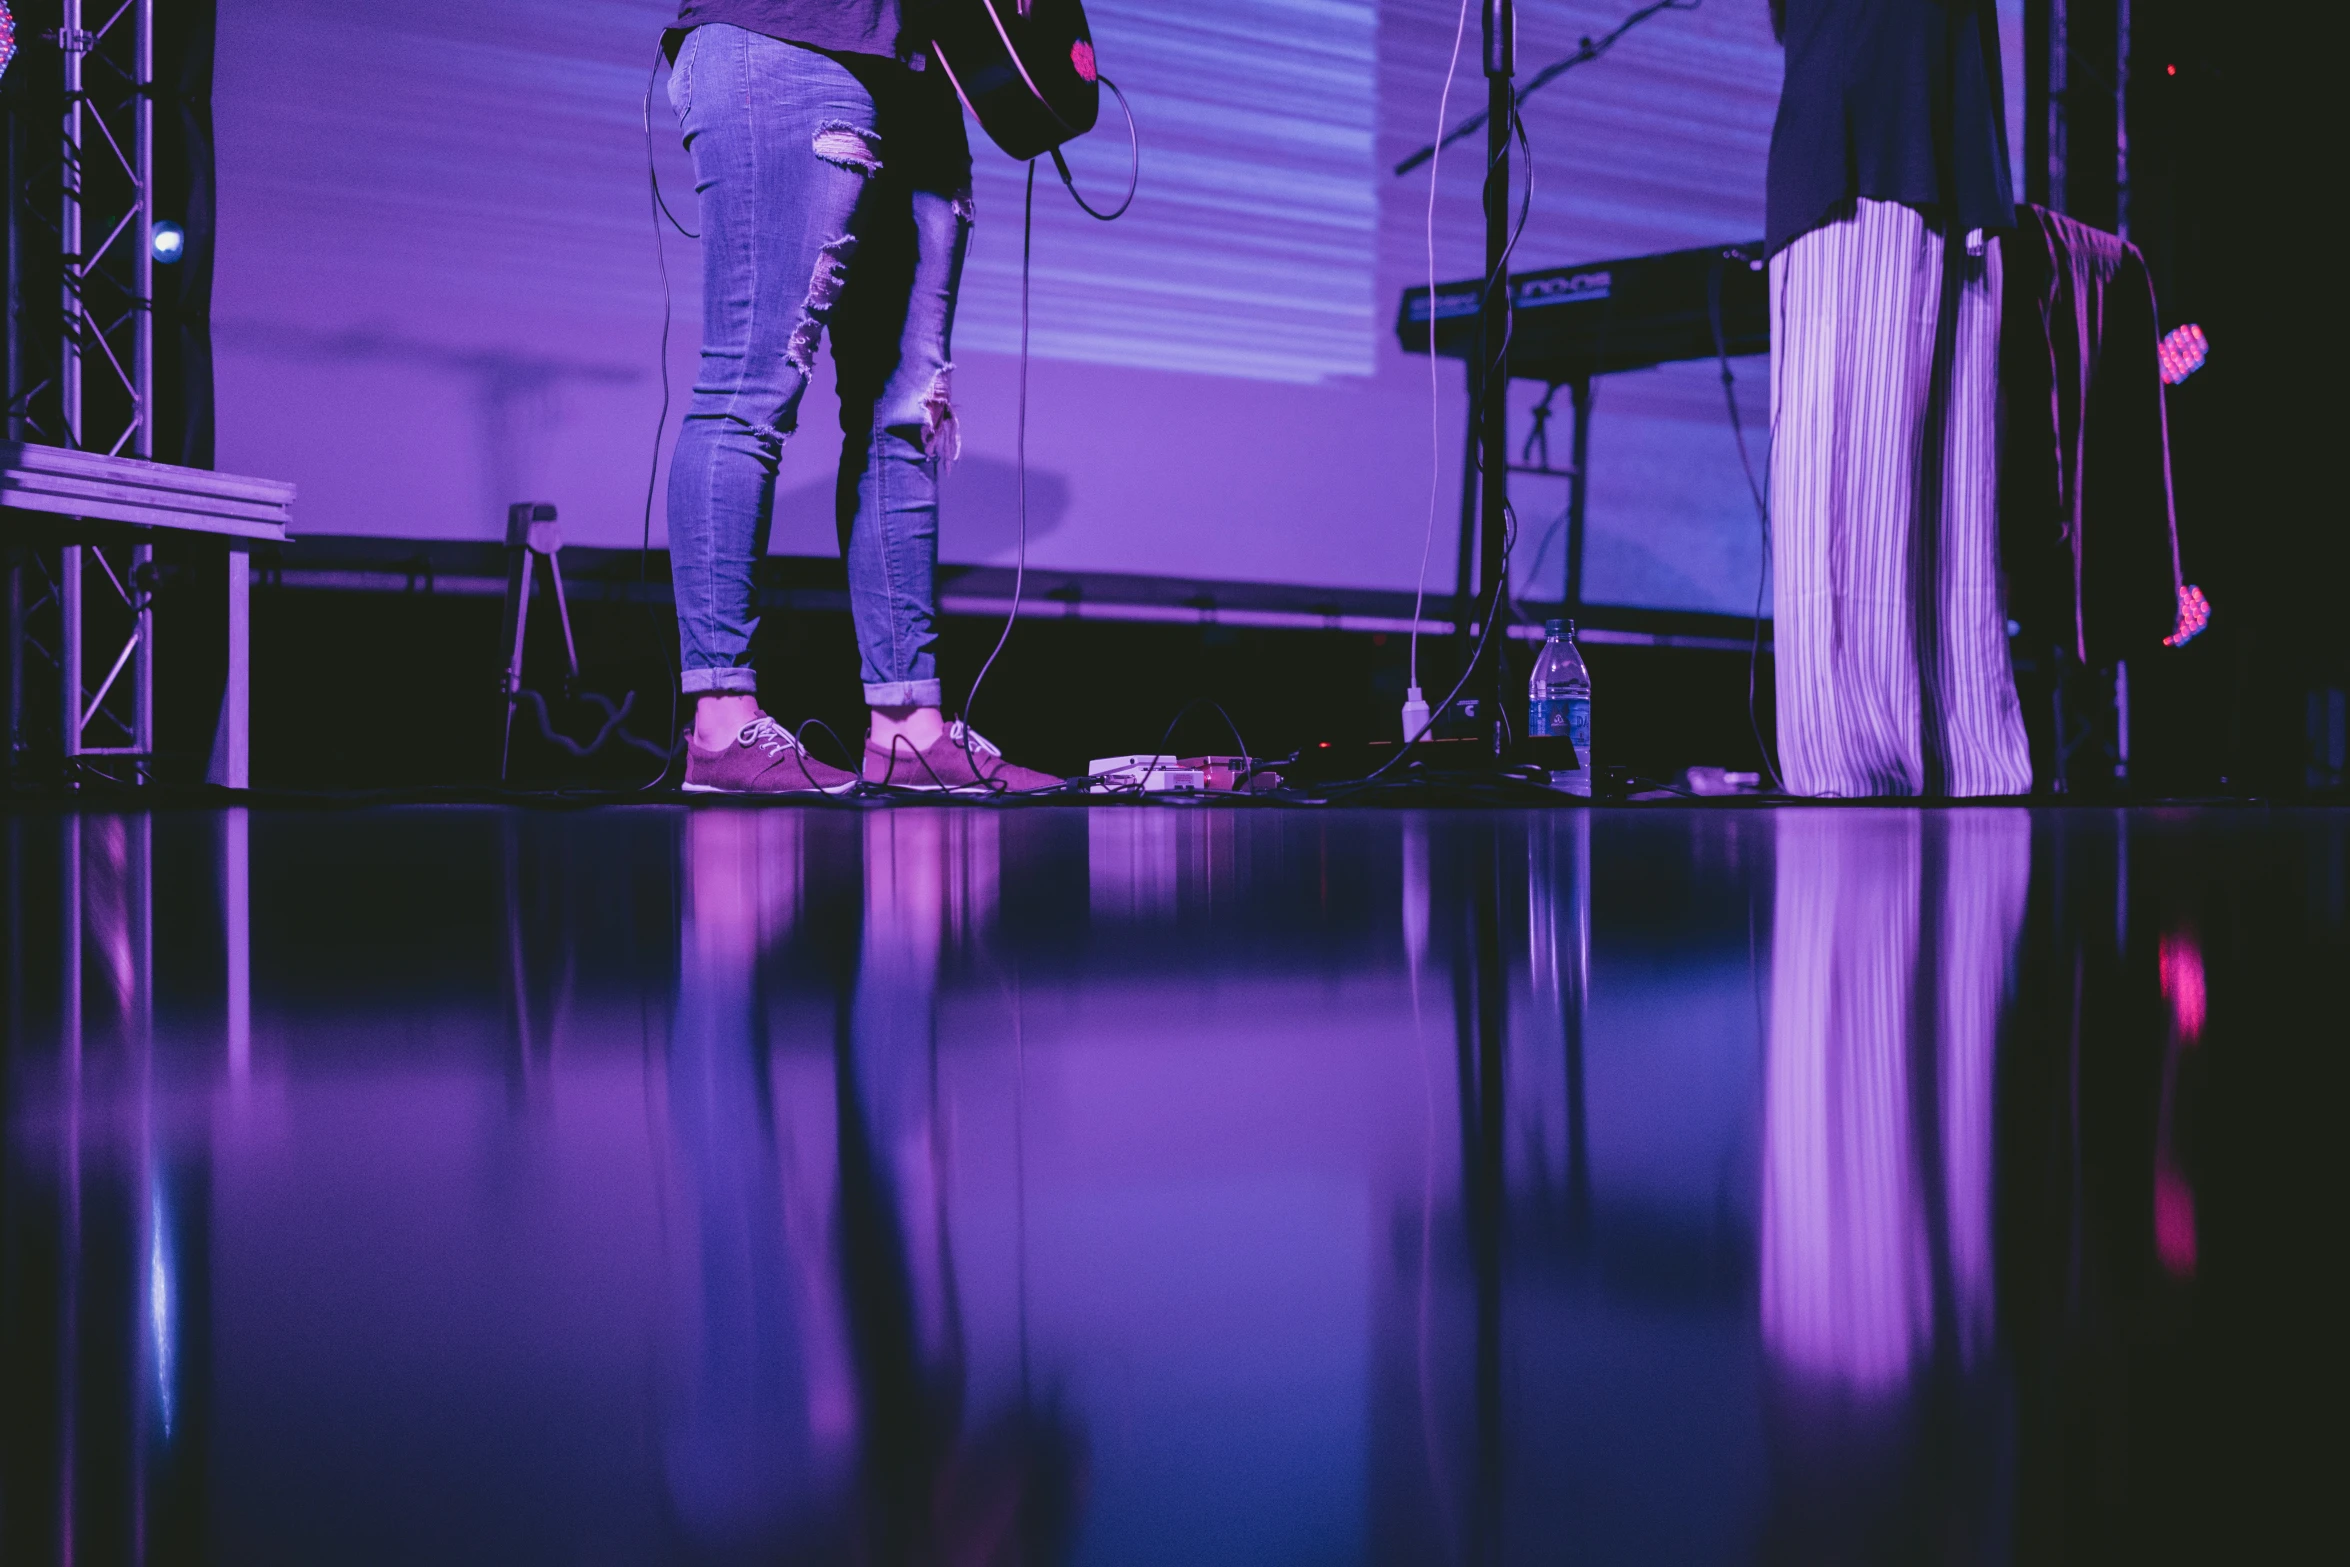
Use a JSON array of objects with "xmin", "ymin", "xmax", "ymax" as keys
[{"xmin": 1544, "ymin": 618, "xmax": 1567, "ymax": 638}]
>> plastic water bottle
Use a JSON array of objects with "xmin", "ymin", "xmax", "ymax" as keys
[{"xmin": 1528, "ymin": 618, "xmax": 1591, "ymax": 796}]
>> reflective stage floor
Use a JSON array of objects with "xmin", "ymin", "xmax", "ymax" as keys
[{"xmin": 3, "ymin": 804, "xmax": 2341, "ymax": 1564}]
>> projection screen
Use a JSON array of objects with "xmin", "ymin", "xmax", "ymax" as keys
[{"xmin": 213, "ymin": 1, "xmax": 2021, "ymax": 615}]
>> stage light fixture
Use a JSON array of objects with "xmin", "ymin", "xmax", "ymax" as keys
[
  {"xmin": 0, "ymin": 4, "xmax": 16, "ymax": 87},
  {"xmin": 152, "ymin": 222, "xmax": 186, "ymax": 264},
  {"xmin": 2157, "ymin": 322, "xmax": 2208, "ymax": 385},
  {"xmin": 2165, "ymin": 584, "xmax": 2211, "ymax": 648}
]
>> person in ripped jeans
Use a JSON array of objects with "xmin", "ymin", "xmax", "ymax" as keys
[{"xmin": 662, "ymin": 2, "xmax": 1058, "ymax": 794}]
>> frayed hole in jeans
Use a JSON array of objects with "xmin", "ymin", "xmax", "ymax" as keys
[
  {"xmin": 812, "ymin": 120, "xmax": 883, "ymax": 176},
  {"xmin": 921, "ymin": 365, "xmax": 960, "ymax": 463},
  {"xmin": 784, "ymin": 234, "xmax": 859, "ymax": 375}
]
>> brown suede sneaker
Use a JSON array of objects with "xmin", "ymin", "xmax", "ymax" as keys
[
  {"xmin": 862, "ymin": 721, "xmax": 1063, "ymax": 793},
  {"xmin": 682, "ymin": 716, "xmax": 861, "ymax": 795}
]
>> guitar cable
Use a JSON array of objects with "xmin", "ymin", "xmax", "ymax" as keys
[
  {"xmin": 961, "ymin": 76, "xmax": 1138, "ymax": 754},
  {"xmin": 1709, "ymin": 252, "xmax": 1785, "ymax": 793},
  {"xmin": 958, "ymin": 158, "xmax": 1037, "ymax": 749},
  {"xmin": 474, "ymin": 48, "xmax": 699, "ymax": 799},
  {"xmin": 1050, "ymin": 77, "xmax": 1139, "ymax": 221},
  {"xmin": 621, "ymin": 48, "xmax": 689, "ymax": 794}
]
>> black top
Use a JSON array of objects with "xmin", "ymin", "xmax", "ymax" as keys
[
  {"xmin": 1765, "ymin": 0, "xmax": 2015, "ymax": 254},
  {"xmin": 666, "ymin": 1, "xmax": 930, "ymax": 62},
  {"xmin": 664, "ymin": 2, "xmax": 970, "ymax": 191}
]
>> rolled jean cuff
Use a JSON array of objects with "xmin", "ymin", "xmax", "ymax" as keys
[
  {"xmin": 864, "ymin": 678, "xmax": 942, "ymax": 708},
  {"xmin": 681, "ymin": 666, "xmax": 759, "ymax": 696}
]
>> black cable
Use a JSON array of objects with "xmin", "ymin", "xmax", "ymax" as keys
[
  {"xmin": 1708, "ymin": 251, "xmax": 1785, "ymax": 794},
  {"xmin": 647, "ymin": 53, "xmax": 699, "ymax": 241},
  {"xmin": 634, "ymin": 44, "xmax": 687, "ymax": 791},
  {"xmin": 960, "ymin": 158, "xmax": 1036, "ymax": 745},
  {"xmin": 1341, "ymin": 89, "xmax": 1537, "ymax": 798},
  {"xmin": 963, "ymin": 85, "xmax": 1141, "ymax": 760},
  {"xmin": 1406, "ymin": 33, "xmax": 1533, "ymax": 706},
  {"xmin": 791, "ymin": 717, "xmax": 860, "ymax": 772},
  {"xmin": 1472, "ymin": 98, "xmax": 1536, "ymax": 454},
  {"xmin": 1050, "ymin": 76, "xmax": 1138, "ymax": 221},
  {"xmin": 1118, "ymin": 698, "xmax": 1252, "ymax": 796},
  {"xmin": 1321, "ymin": 499, "xmax": 1521, "ymax": 798}
]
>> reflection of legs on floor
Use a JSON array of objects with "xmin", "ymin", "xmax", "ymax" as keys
[
  {"xmin": 1760, "ymin": 809, "xmax": 2031, "ymax": 1555},
  {"xmin": 853, "ymin": 811, "xmax": 956, "ymax": 1374},
  {"xmin": 1763, "ymin": 809, "xmax": 2027, "ymax": 1387},
  {"xmin": 842, "ymin": 810, "xmax": 1006, "ymax": 1545},
  {"xmin": 1932, "ymin": 810, "xmax": 2031, "ymax": 1360},
  {"xmin": 663, "ymin": 810, "xmax": 852, "ymax": 1550},
  {"xmin": 1765, "ymin": 811, "xmax": 1931, "ymax": 1390}
]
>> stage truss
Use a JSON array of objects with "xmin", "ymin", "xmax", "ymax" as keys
[{"xmin": 6, "ymin": 0, "xmax": 156, "ymax": 781}]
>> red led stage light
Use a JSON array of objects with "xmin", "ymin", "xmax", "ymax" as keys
[
  {"xmin": 2165, "ymin": 584, "xmax": 2212, "ymax": 648},
  {"xmin": 0, "ymin": 4, "xmax": 16, "ymax": 85},
  {"xmin": 2158, "ymin": 322, "xmax": 2209, "ymax": 385}
]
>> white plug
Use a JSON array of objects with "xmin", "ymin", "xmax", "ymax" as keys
[{"xmin": 1401, "ymin": 686, "xmax": 1432, "ymax": 744}]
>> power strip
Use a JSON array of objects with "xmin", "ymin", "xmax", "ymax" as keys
[{"xmin": 1088, "ymin": 754, "xmax": 1207, "ymax": 793}]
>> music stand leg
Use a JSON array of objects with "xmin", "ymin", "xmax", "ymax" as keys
[{"xmin": 499, "ymin": 548, "xmax": 536, "ymax": 780}]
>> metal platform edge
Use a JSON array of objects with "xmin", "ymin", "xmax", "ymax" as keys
[{"xmin": 0, "ymin": 442, "xmax": 293, "ymax": 540}]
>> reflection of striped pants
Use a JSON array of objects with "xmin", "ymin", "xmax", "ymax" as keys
[
  {"xmin": 1769, "ymin": 200, "xmax": 2032, "ymax": 798},
  {"xmin": 1763, "ymin": 809, "xmax": 2029, "ymax": 1388}
]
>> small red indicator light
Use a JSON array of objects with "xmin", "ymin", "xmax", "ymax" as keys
[{"xmin": 2166, "ymin": 63, "xmax": 2176, "ymax": 75}]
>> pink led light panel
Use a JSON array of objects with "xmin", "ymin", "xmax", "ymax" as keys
[{"xmin": 2157, "ymin": 322, "xmax": 2209, "ymax": 385}]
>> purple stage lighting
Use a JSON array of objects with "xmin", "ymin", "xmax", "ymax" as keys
[
  {"xmin": 0, "ymin": 4, "xmax": 16, "ymax": 86},
  {"xmin": 2157, "ymin": 322, "xmax": 2209, "ymax": 385}
]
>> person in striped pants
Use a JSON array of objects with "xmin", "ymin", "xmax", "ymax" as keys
[{"xmin": 1764, "ymin": 0, "xmax": 2033, "ymax": 798}]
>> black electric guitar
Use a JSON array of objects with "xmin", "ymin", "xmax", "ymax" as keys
[{"xmin": 930, "ymin": 0, "xmax": 1100, "ymax": 161}]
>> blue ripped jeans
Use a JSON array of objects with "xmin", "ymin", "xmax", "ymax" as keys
[{"xmin": 667, "ymin": 25, "xmax": 971, "ymax": 707}]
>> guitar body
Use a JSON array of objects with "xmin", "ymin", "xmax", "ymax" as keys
[{"xmin": 930, "ymin": 0, "xmax": 1100, "ymax": 162}]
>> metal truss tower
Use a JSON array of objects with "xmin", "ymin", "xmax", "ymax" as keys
[{"xmin": 6, "ymin": 0, "xmax": 156, "ymax": 781}]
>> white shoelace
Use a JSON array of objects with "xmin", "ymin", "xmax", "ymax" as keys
[
  {"xmin": 946, "ymin": 720, "xmax": 1001, "ymax": 758},
  {"xmin": 736, "ymin": 716, "xmax": 804, "ymax": 758}
]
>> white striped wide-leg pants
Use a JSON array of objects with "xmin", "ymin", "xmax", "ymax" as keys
[{"xmin": 1768, "ymin": 199, "xmax": 2033, "ymax": 798}]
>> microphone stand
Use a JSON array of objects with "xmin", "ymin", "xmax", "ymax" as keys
[{"xmin": 1468, "ymin": 0, "xmax": 1516, "ymax": 760}]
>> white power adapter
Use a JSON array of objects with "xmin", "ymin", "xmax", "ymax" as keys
[{"xmin": 1401, "ymin": 686, "xmax": 1432, "ymax": 744}]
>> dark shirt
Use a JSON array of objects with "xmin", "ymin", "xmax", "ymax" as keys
[
  {"xmin": 1765, "ymin": 0, "xmax": 2015, "ymax": 254},
  {"xmin": 667, "ymin": 1, "xmax": 922, "ymax": 63},
  {"xmin": 664, "ymin": 1, "xmax": 969, "ymax": 188}
]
